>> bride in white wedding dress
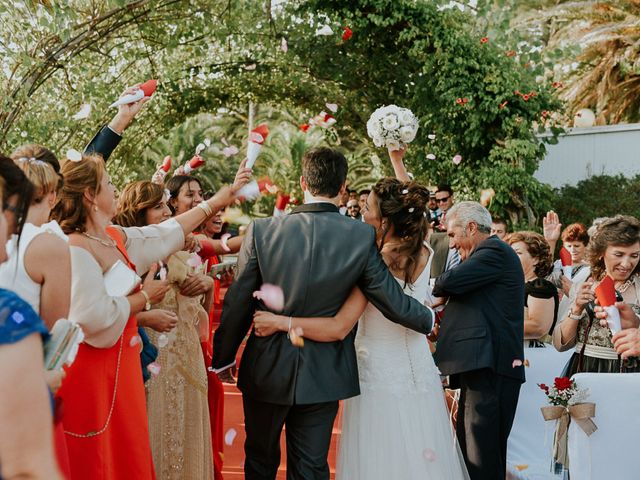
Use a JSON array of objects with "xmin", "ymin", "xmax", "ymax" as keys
[{"xmin": 254, "ymin": 174, "xmax": 469, "ymax": 480}]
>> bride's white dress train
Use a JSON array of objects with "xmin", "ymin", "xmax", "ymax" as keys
[{"xmin": 337, "ymin": 248, "xmax": 469, "ymax": 479}]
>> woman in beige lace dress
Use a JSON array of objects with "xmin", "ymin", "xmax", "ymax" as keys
[{"xmin": 114, "ymin": 178, "xmax": 216, "ymax": 479}]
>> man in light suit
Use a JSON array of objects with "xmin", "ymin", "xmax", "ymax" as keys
[
  {"xmin": 213, "ymin": 147, "xmax": 434, "ymax": 479},
  {"xmin": 433, "ymin": 201, "xmax": 525, "ymax": 480}
]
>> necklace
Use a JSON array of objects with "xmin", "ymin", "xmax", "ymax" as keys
[
  {"xmin": 82, "ymin": 231, "xmax": 116, "ymax": 248},
  {"xmin": 616, "ymin": 278, "xmax": 635, "ymax": 293}
]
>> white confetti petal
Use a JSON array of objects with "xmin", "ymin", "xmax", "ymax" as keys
[
  {"xmin": 224, "ymin": 428, "xmax": 237, "ymax": 446},
  {"xmin": 426, "ymin": 153, "xmax": 436, "ymax": 160},
  {"xmin": 280, "ymin": 37, "xmax": 288, "ymax": 53},
  {"xmin": 129, "ymin": 335, "xmax": 141, "ymax": 347},
  {"xmin": 427, "ymin": 133, "xmax": 436, "ymax": 140},
  {"xmin": 244, "ymin": 63, "xmax": 257, "ymax": 71},
  {"xmin": 204, "ymin": 138, "xmax": 211, "ymax": 147},
  {"xmin": 157, "ymin": 334, "xmax": 169, "ymax": 348},
  {"xmin": 315, "ymin": 25, "xmax": 334, "ymax": 36},
  {"xmin": 72, "ymin": 103, "xmax": 92, "ymax": 120},
  {"xmin": 195, "ymin": 143, "xmax": 206, "ymax": 155},
  {"xmin": 325, "ymin": 103, "xmax": 338, "ymax": 113},
  {"xmin": 66, "ymin": 148, "xmax": 82, "ymax": 162}
]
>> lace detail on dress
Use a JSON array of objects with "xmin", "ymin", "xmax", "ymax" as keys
[{"xmin": 355, "ymin": 246, "xmax": 442, "ymax": 395}]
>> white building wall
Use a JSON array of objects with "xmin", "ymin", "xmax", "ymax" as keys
[{"xmin": 535, "ymin": 124, "xmax": 640, "ymax": 188}]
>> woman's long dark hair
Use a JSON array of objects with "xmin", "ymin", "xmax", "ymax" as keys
[
  {"xmin": 373, "ymin": 177, "xmax": 430, "ymax": 285},
  {"xmin": 165, "ymin": 175, "xmax": 202, "ymax": 215},
  {"xmin": 0, "ymin": 155, "xmax": 34, "ymax": 236}
]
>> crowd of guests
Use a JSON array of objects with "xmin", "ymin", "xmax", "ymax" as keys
[
  {"xmin": 0, "ymin": 92, "xmax": 249, "ymax": 479},
  {"xmin": 0, "ymin": 88, "xmax": 639, "ymax": 480}
]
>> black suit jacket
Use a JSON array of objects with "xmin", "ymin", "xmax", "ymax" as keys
[
  {"xmin": 212, "ymin": 203, "xmax": 433, "ymax": 405},
  {"xmin": 84, "ymin": 125, "xmax": 122, "ymax": 162},
  {"xmin": 433, "ymin": 235, "xmax": 525, "ymax": 383}
]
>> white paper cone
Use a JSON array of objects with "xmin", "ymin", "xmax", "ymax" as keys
[
  {"xmin": 562, "ymin": 265, "xmax": 573, "ymax": 278},
  {"xmin": 236, "ymin": 180, "xmax": 260, "ymax": 201},
  {"xmin": 605, "ymin": 305, "xmax": 621, "ymax": 335},
  {"xmin": 246, "ymin": 141, "xmax": 262, "ymax": 169},
  {"xmin": 109, "ymin": 89, "xmax": 145, "ymax": 108}
]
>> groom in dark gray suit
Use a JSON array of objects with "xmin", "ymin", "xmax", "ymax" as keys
[{"xmin": 212, "ymin": 147, "xmax": 434, "ymax": 479}]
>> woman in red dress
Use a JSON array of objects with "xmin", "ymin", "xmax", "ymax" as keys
[{"xmin": 51, "ymin": 154, "xmax": 239, "ymax": 479}]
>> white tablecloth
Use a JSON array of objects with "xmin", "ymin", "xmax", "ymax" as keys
[
  {"xmin": 507, "ymin": 346, "xmax": 573, "ymax": 479},
  {"xmin": 568, "ymin": 373, "xmax": 640, "ymax": 480}
]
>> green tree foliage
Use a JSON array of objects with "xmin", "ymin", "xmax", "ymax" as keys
[
  {"xmin": 553, "ymin": 174, "xmax": 640, "ymax": 227},
  {"xmin": 0, "ymin": 0, "xmax": 563, "ymax": 225}
]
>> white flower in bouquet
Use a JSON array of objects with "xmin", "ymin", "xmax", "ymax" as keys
[
  {"xmin": 399, "ymin": 126, "xmax": 416, "ymax": 143},
  {"xmin": 382, "ymin": 113, "xmax": 399, "ymax": 130},
  {"xmin": 366, "ymin": 104, "xmax": 419, "ymax": 150}
]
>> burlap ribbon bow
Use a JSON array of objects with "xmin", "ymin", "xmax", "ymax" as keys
[{"xmin": 540, "ymin": 403, "xmax": 598, "ymax": 468}]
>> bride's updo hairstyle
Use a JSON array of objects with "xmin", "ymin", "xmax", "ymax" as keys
[
  {"xmin": 372, "ymin": 177, "xmax": 430, "ymax": 285},
  {"xmin": 51, "ymin": 154, "xmax": 106, "ymax": 234}
]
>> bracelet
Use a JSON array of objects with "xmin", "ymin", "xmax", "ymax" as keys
[
  {"xmin": 286, "ymin": 316, "xmax": 292, "ymax": 339},
  {"xmin": 568, "ymin": 308, "xmax": 586, "ymax": 321},
  {"xmin": 140, "ymin": 289, "xmax": 151, "ymax": 311},
  {"xmin": 197, "ymin": 201, "xmax": 213, "ymax": 217}
]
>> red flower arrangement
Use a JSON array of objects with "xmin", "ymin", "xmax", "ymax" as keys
[{"xmin": 539, "ymin": 377, "xmax": 585, "ymax": 407}]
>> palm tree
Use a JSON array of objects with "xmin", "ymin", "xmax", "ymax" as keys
[{"xmin": 508, "ymin": 0, "xmax": 640, "ymax": 124}]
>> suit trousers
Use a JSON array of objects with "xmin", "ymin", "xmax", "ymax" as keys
[
  {"xmin": 456, "ymin": 368, "xmax": 521, "ymax": 480},
  {"xmin": 242, "ymin": 395, "xmax": 339, "ymax": 480}
]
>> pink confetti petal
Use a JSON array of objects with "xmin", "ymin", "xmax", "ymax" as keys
[
  {"xmin": 280, "ymin": 37, "xmax": 288, "ymax": 53},
  {"xmin": 423, "ymin": 448, "xmax": 437, "ymax": 462},
  {"xmin": 220, "ymin": 233, "xmax": 232, "ymax": 252},
  {"xmin": 224, "ymin": 428, "xmax": 237, "ymax": 446},
  {"xmin": 512, "ymin": 359, "xmax": 523, "ymax": 368},
  {"xmin": 222, "ymin": 145, "xmax": 239, "ymax": 157},
  {"xmin": 186, "ymin": 253, "xmax": 203, "ymax": 268},
  {"xmin": 252, "ymin": 284, "xmax": 285, "ymax": 312},
  {"xmin": 452, "ymin": 154, "xmax": 462, "ymax": 165},
  {"xmin": 147, "ymin": 362, "xmax": 161, "ymax": 377},
  {"xmin": 130, "ymin": 335, "xmax": 141, "ymax": 347}
]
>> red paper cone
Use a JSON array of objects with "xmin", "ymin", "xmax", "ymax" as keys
[
  {"xmin": 161, "ymin": 155, "xmax": 172, "ymax": 172},
  {"xmin": 559, "ymin": 247, "xmax": 572, "ymax": 266},
  {"xmin": 275, "ymin": 193, "xmax": 290, "ymax": 211},
  {"xmin": 140, "ymin": 79, "xmax": 157, "ymax": 97},
  {"xmin": 595, "ymin": 275, "xmax": 616, "ymax": 307}
]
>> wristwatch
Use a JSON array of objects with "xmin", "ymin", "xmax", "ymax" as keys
[
  {"xmin": 568, "ymin": 309, "xmax": 586, "ymax": 320},
  {"xmin": 140, "ymin": 289, "xmax": 151, "ymax": 311}
]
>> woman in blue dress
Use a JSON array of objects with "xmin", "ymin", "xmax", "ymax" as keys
[{"xmin": 0, "ymin": 155, "xmax": 62, "ymax": 479}]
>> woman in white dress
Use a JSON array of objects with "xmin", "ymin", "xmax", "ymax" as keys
[{"xmin": 254, "ymin": 176, "xmax": 469, "ymax": 480}]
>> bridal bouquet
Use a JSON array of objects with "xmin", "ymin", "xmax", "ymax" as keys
[{"xmin": 366, "ymin": 105, "xmax": 419, "ymax": 150}]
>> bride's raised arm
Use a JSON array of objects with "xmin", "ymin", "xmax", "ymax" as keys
[
  {"xmin": 388, "ymin": 146, "xmax": 411, "ymax": 182},
  {"xmin": 253, "ymin": 286, "xmax": 367, "ymax": 342}
]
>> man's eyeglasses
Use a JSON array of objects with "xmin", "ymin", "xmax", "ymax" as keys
[{"xmin": 436, "ymin": 196, "xmax": 450, "ymax": 203}]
